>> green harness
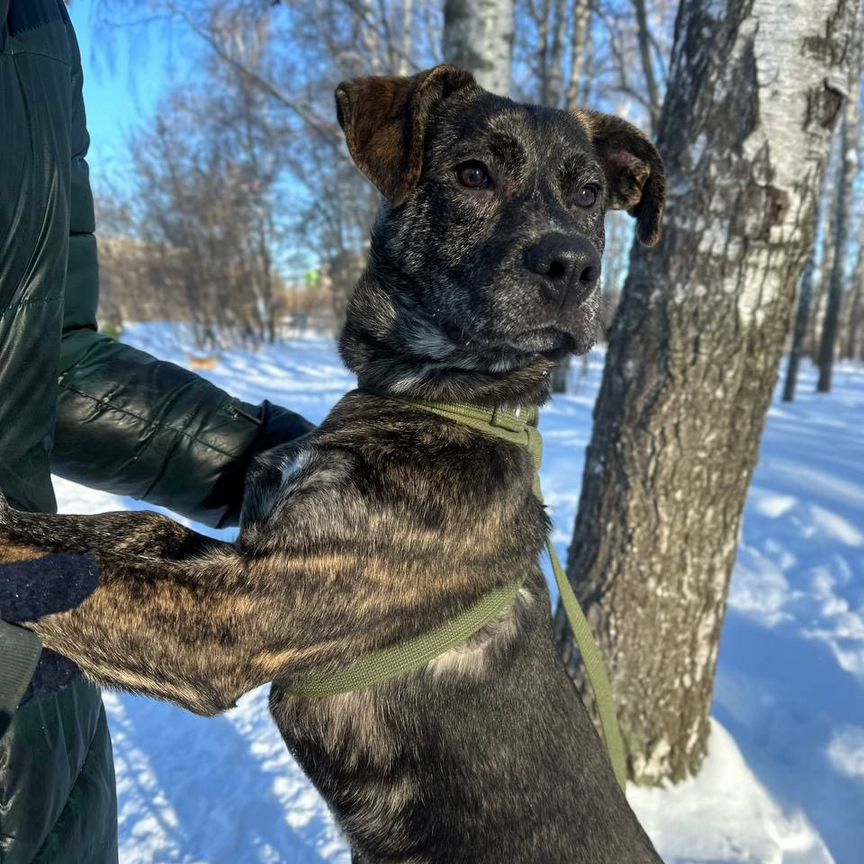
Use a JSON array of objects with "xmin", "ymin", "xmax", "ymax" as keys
[{"xmin": 281, "ymin": 395, "xmax": 627, "ymax": 788}]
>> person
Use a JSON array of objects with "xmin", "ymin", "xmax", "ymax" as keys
[{"xmin": 0, "ymin": 1, "xmax": 312, "ymax": 860}]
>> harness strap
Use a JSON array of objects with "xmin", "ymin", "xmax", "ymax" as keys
[
  {"xmin": 279, "ymin": 391, "xmax": 627, "ymax": 788},
  {"xmin": 281, "ymin": 580, "xmax": 522, "ymax": 698}
]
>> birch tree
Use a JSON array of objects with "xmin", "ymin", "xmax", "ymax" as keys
[
  {"xmin": 566, "ymin": 0, "xmax": 592, "ymax": 109},
  {"xmin": 443, "ymin": 0, "xmax": 516, "ymax": 95},
  {"xmin": 817, "ymin": 62, "xmax": 862, "ymax": 390},
  {"xmin": 545, "ymin": 0, "xmax": 568, "ymax": 106},
  {"xmin": 632, "ymin": 0, "xmax": 661, "ymax": 131},
  {"xmin": 554, "ymin": 0, "xmax": 861, "ymax": 784},
  {"xmin": 782, "ymin": 147, "xmax": 841, "ymax": 401},
  {"xmin": 845, "ymin": 209, "xmax": 864, "ymax": 359},
  {"xmin": 782, "ymin": 251, "xmax": 817, "ymax": 402}
]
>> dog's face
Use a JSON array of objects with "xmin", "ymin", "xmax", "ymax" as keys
[{"xmin": 337, "ymin": 65, "xmax": 665, "ymax": 392}]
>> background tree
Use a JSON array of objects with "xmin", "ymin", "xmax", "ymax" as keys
[
  {"xmin": 554, "ymin": 0, "xmax": 861, "ymax": 784},
  {"xmin": 123, "ymin": 22, "xmax": 293, "ymax": 348},
  {"xmin": 781, "ymin": 135, "xmax": 845, "ymax": 402},
  {"xmin": 631, "ymin": 0, "xmax": 661, "ymax": 132},
  {"xmin": 846, "ymin": 197, "xmax": 864, "ymax": 359},
  {"xmin": 806, "ymin": 133, "xmax": 844, "ymax": 361},
  {"xmin": 94, "ymin": 0, "xmax": 446, "ymax": 338},
  {"xmin": 442, "ymin": 0, "xmax": 516, "ymax": 94},
  {"xmin": 566, "ymin": 0, "xmax": 592, "ymax": 108},
  {"xmin": 782, "ymin": 249, "xmax": 818, "ymax": 402},
  {"xmin": 817, "ymin": 58, "xmax": 862, "ymax": 391}
]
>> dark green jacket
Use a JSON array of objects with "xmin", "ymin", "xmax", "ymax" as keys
[{"xmin": 0, "ymin": 2, "xmax": 311, "ymax": 860}]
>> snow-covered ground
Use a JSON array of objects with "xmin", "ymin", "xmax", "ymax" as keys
[{"xmin": 53, "ymin": 323, "xmax": 864, "ymax": 864}]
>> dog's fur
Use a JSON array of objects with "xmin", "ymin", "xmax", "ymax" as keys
[{"xmin": 0, "ymin": 66, "xmax": 666, "ymax": 862}]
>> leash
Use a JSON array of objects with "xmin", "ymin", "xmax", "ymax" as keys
[{"xmin": 280, "ymin": 392, "xmax": 627, "ymax": 789}]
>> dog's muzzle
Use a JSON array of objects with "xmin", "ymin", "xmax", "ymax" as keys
[{"xmin": 523, "ymin": 234, "xmax": 601, "ymax": 310}]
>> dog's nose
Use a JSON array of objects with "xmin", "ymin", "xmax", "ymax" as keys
[{"xmin": 523, "ymin": 235, "xmax": 601, "ymax": 307}]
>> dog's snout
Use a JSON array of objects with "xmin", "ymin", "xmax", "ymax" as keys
[{"xmin": 523, "ymin": 235, "xmax": 601, "ymax": 307}]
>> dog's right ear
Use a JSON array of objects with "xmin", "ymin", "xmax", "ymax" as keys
[{"xmin": 335, "ymin": 64, "xmax": 476, "ymax": 206}]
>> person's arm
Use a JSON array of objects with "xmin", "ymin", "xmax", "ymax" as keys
[{"xmin": 52, "ymin": 28, "xmax": 312, "ymax": 528}]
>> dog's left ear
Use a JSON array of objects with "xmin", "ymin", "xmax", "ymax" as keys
[
  {"xmin": 576, "ymin": 111, "xmax": 666, "ymax": 246},
  {"xmin": 335, "ymin": 64, "xmax": 476, "ymax": 206}
]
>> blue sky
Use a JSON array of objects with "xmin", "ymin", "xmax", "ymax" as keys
[{"xmin": 68, "ymin": 0, "xmax": 173, "ymax": 185}]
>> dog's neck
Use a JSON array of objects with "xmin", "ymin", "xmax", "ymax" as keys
[{"xmin": 339, "ymin": 268, "xmax": 559, "ymax": 409}]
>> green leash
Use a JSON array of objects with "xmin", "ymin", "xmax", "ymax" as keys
[{"xmin": 280, "ymin": 393, "xmax": 627, "ymax": 789}]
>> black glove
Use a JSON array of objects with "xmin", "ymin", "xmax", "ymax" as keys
[{"xmin": 0, "ymin": 554, "xmax": 99, "ymax": 704}]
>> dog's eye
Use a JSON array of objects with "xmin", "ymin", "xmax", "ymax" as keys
[
  {"xmin": 456, "ymin": 161, "xmax": 491, "ymax": 189},
  {"xmin": 574, "ymin": 184, "xmax": 600, "ymax": 208}
]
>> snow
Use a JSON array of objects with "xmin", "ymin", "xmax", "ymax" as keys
[
  {"xmin": 628, "ymin": 720, "xmax": 834, "ymax": 864},
  {"xmin": 52, "ymin": 323, "xmax": 864, "ymax": 864}
]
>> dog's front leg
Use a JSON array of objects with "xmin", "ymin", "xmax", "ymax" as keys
[
  {"xmin": 0, "ymin": 493, "xmax": 504, "ymax": 717},
  {"xmin": 0, "ymin": 500, "xmax": 280, "ymax": 714}
]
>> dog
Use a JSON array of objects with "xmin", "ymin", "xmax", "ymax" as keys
[{"xmin": 0, "ymin": 65, "xmax": 666, "ymax": 862}]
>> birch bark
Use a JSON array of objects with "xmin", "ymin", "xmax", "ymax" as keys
[
  {"xmin": 442, "ymin": 0, "xmax": 515, "ymax": 95},
  {"xmin": 845, "ymin": 212, "xmax": 864, "ymax": 359},
  {"xmin": 566, "ymin": 0, "xmax": 591, "ymax": 110}
]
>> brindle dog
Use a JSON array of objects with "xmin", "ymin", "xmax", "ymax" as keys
[{"xmin": 0, "ymin": 66, "xmax": 666, "ymax": 862}]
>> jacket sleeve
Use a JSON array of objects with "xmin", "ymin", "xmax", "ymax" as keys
[{"xmin": 52, "ymin": 40, "xmax": 313, "ymax": 529}]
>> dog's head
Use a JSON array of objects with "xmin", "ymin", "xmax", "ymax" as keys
[{"xmin": 337, "ymin": 65, "xmax": 665, "ymax": 405}]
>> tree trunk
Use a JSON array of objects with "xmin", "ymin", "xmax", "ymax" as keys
[
  {"xmin": 632, "ymin": 0, "xmax": 661, "ymax": 132},
  {"xmin": 809, "ymin": 252, "xmax": 833, "ymax": 360},
  {"xmin": 554, "ymin": 0, "xmax": 857, "ymax": 785},
  {"xmin": 817, "ymin": 84, "xmax": 860, "ymax": 391},
  {"xmin": 360, "ymin": 0, "xmax": 383, "ymax": 72},
  {"xmin": 546, "ymin": 0, "xmax": 568, "ymax": 106},
  {"xmin": 782, "ymin": 250, "xmax": 817, "ymax": 401},
  {"xmin": 782, "ymin": 144, "xmax": 839, "ymax": 401},
  {"xmin": 808, "ymin": 134, "xmax": 842, "ymax": 358},
  {"xmin": 846, "ymin": 219, "xmax": 864, "ymax": 359},
  {"xmin": 442, "ymin": 0, "xmax": 515, "ymax": 96},
  {"xmin": 537, "ymin": 0, "xmax": 552, "ymax": 104},
  {"xmin": 397, "ymin": 0, "xmax": 414, "ymax": 76},
  {"xmin": 565, "ymin": 0, "xmax": 591, "ymax": 109}
]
